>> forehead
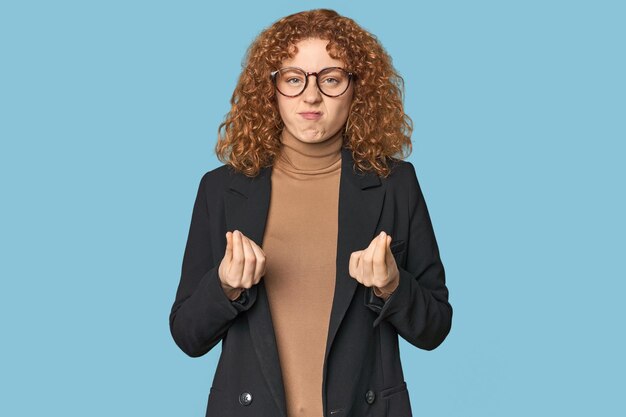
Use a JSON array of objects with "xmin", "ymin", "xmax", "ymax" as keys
[{"xmin": 281, "ymin": 38, "xmax": 345, "ymax": 71}]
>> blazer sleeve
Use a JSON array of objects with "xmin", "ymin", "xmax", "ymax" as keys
[
  {"xmin": 365, "ymin": 163, "xmax": 453, "ymax": 350},
  {"xmin": 169, "ymin": 172, "xmax": 257, "ymax": 358}
]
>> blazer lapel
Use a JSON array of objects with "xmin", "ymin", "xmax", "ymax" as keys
[{"xmin": 224, "ymin": 147, "xmax": 385, "ymax": 417}]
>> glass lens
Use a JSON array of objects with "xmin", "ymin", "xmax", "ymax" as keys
[
  {"xmin": 275, "ymin": 68, "xmax": 350, "ymax": 96},
  {"xmin": 317, "ymin": 68, "xmax": 349, "ymax": 96},
  {"xmin": 275, "ymin": 68, "xmax": 307, "ymax": 96}
]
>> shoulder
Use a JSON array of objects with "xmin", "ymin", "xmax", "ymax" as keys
[
  {"xmin": 381, "ymin": 159, "xmax": 423, "ymax": 208},
  {"xmin": 198, "ymin": 164, "xmax": 242, "ymax": 191},
  {"xmin": 200, "ymin": 164, "xmax": 230, "ymax": 183},
  {"xmin": 383, "ymin": 157, "xmax": 418, "ymax": 184},
  {"xmin": 197, "ymin": 163, "xmax": 269, "ymax": 198}
]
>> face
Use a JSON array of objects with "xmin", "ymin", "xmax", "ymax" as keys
[{"xmin": 275, "ymin": 38, "xmax": 354, "ymax": 145}]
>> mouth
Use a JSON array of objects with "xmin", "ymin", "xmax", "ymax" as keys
[{"xmin": 298, "ymin": 112, "xmax": 323, "ymax": 120}]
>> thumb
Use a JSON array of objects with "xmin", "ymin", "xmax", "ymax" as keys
[
  {"xmin": 349, "ymin": 250, "xmax": 361, "ymax": 278},
  {"xmin": 224, "ymin": 231, "xmax": 233, "ymax": 260},
  {"xmin": 385, "ymin": 235, "xmax": 393, "ymax": 261}
]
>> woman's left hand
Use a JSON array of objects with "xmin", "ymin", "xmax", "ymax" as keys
[{"xmin": 349, "ymin": 231, "xmax": 400, "ymax": 298}]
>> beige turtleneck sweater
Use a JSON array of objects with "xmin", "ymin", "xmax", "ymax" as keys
[{"xmin": 261, "ymin": 130, "xmax": 343, "ymax": 417}]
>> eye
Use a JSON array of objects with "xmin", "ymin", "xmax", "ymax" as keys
[
  {"xmin": 286, "ymin": 77, "xmax": 303, "ymax": 85},
  {"xmin": 321, "ymin": 77, "xmax": 339, "ymax": 84}
]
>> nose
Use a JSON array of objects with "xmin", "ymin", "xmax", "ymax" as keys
[{"xmin": 302, "ymin": 75, "xmax": 322, "ymax": 103}]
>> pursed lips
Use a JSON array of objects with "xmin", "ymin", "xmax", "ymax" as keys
[{"xmin": 298, "ymin": 111, "xmax": 323, "ymax": 120}]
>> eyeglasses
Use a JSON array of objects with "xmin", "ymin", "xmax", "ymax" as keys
[{"xmin": 270, "ymin": 66, "xmax": 356, "ymax": 98}]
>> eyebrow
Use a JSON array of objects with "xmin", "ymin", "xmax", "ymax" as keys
[{"xmin": 280, "ymin": 65, "xmax": 344, "ymax": 71}]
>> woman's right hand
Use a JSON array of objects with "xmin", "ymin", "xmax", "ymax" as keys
[{"xmin": 218, "ymin": 230, "xmax": 267, "ymax": 301}]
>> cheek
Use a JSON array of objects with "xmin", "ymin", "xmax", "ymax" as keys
[
  {"xmin": 276, "ymin": 96, "xmax": 285, "ymax": 114},
  {"xmin": 276, "ymin": 97, "xmax": 295, "ymax": 119},
  {"xmin": 330, "ymin": 100, "xmax": 352, "ymax": 123}
]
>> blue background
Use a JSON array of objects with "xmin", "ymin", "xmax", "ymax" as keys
[{"xmin": 1, "ymin": 0, "xmax": 624, "ymax": 415}]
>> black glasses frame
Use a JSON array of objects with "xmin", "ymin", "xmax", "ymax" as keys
[{"xmin": 270, "ymin": 66, "xmax": 356, "ymax": 98}]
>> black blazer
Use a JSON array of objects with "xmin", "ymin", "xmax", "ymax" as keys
[{"xmin": 169, "ymin": 147, "xmax": 452, "ymax": 417}]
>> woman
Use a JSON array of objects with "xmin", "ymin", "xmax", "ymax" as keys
[{"xmin": 169, "ymin": 8, "xmax": 452, "ymax": 417}]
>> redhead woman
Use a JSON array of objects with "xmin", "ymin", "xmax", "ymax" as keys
[{"xmin": 169, "ymin": 8, "xmax": 452, "ymax": 417}]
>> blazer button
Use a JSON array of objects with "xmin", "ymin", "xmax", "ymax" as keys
[
  {"xmin": 239, "ymin": 391, "xmax": 253, "ymax": 406},
  {"xmin": 365, "ymin": 390, "xmax": 376, "ymax": 404}
]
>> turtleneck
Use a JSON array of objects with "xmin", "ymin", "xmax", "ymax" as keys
[
  {"xmin": 275, "ymin": 129, "xmax": 343, "ymax": 175},
  {"xmin": 261, "ymin": 128, "xmax": 344, "ymax": 417}
]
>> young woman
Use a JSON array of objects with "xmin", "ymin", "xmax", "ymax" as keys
[{"xmin": 169, "ymin": 9, "xmax": 452, "ymax": 417}]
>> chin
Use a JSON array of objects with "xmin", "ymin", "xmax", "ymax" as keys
[{"xmin": 298, "ymin": 132, "xmax": 325, "ymax": 142}]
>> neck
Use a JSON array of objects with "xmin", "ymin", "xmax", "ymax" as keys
[{"xmin": 276, "ymin": 129, "xmax": 344, "ymax": 171}]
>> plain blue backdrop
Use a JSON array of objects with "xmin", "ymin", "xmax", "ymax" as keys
[{"xmin": 1, "ymin": 0, "xmax": 624, "ymax": 416}]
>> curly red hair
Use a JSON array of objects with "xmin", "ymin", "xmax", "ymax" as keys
[{"xmin": 215, "ymin": 8, "xmax": 413, "ymax": 178}]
